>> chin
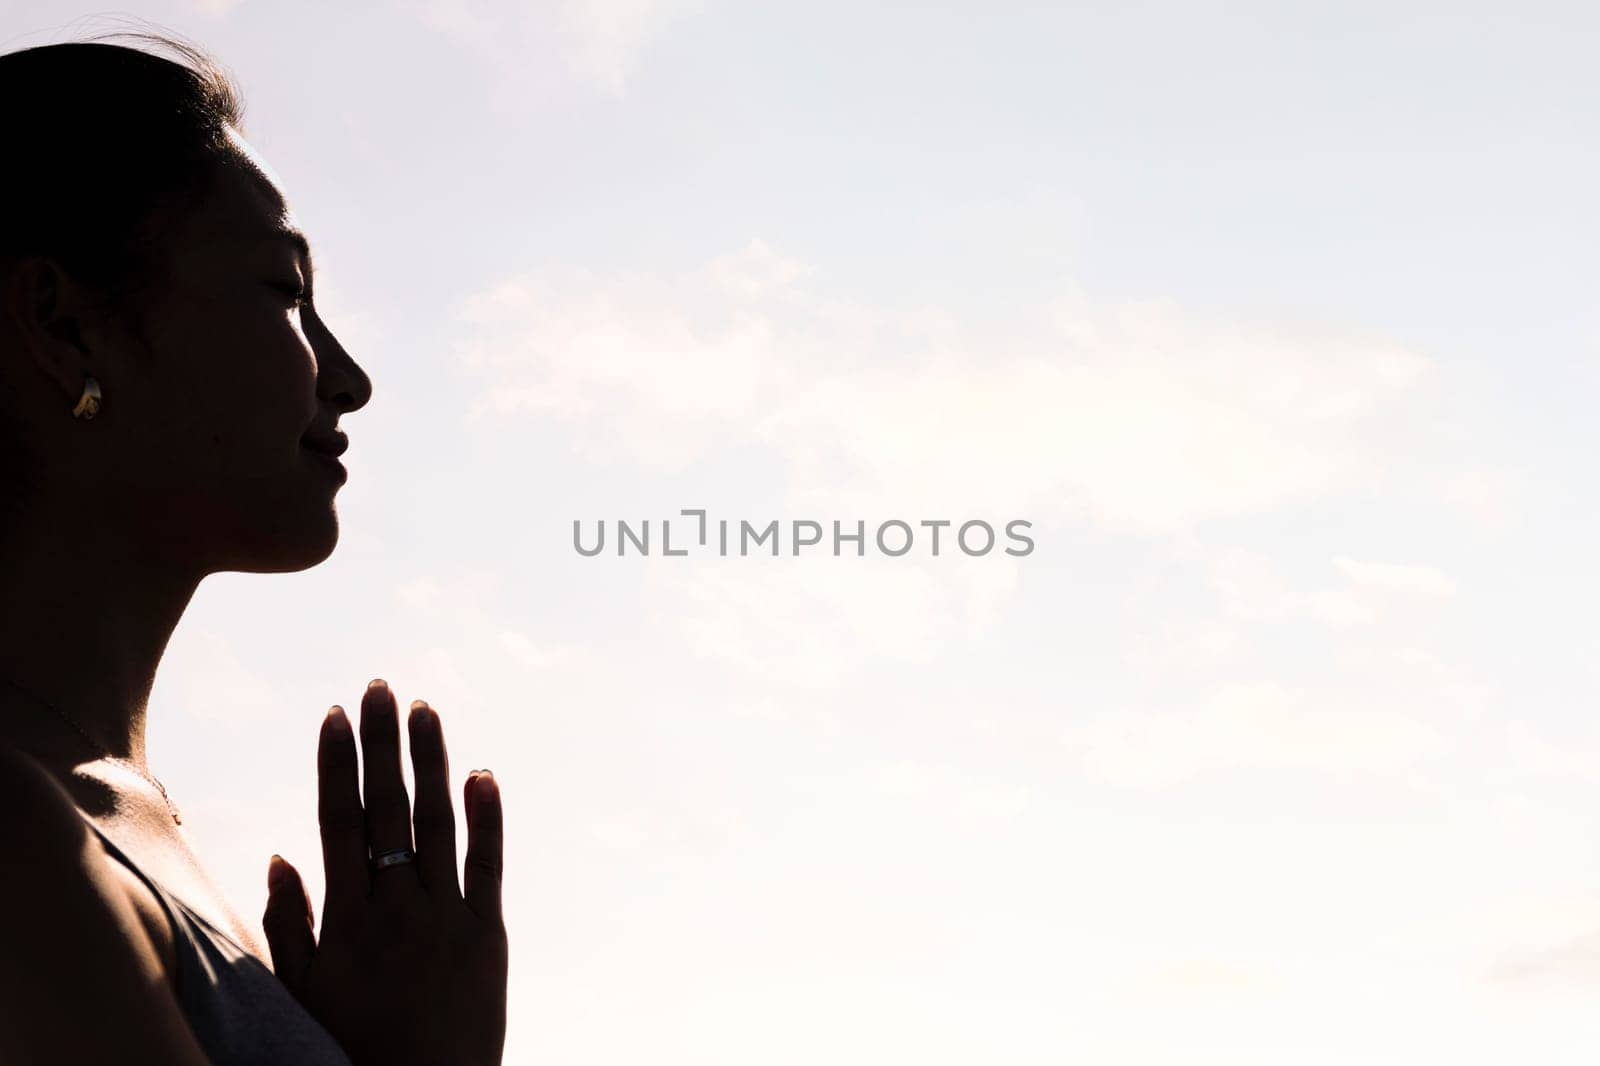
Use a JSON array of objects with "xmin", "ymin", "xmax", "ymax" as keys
[
  {"xmin": 228, "ymin": 501, "xmax": 343, "ymax": 574},
  {"xmin": 142, "ymin": 482, "xmax": 344, "ymax": 575}
]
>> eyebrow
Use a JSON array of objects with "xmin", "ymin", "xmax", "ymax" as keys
[{"xmin": 265, "ymin": 223, "xmax": 316, "ymax": 277}]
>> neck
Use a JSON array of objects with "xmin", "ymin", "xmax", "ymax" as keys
[{"xmin": 0, "ymin": 508, "xmax": 201, "ymax": 769}]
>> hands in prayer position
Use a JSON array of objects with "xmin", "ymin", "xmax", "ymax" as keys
[{"xmin": 263, "ymin": 680, "xmax": 508, "ymax": 1066}]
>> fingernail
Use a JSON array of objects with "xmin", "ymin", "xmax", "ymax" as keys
[
  {"xmin": 268, "ymin": 854, "xmax": 292, "ymax": 888},
  {"xmin": 410, "ymin": 699, "xmax": 430, "ymax": 712},
  {"xmin": 474, "ymin": 770, "xmax": 496, "ymax": 798},
  {"xmin": 326, "ymin": 705, "xmax": 349, "ymax": 730},
  {"xmin": 368, "ymin": 678, "xmax": 388, "ymax": 691}
]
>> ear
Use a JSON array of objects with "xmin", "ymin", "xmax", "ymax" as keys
[{"xmin": 0, "ymin": 256, "xmax": 101, "ymax": 406}]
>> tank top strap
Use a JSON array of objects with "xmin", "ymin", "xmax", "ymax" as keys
[
  {"xmin": 76, "ymin": 813, "xmax": 356, "ymax": 1065},
  {"xmin": 78, "ymin": 814, "xmax": 214, "ymax": 975}
]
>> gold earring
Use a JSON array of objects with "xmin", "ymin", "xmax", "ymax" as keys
[{"xmin": 71, "ymin": 376, "xmax": 101, "ymax": 420}]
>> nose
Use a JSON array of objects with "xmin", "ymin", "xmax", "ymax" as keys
[{"xmin": 306, "ymin": 307, "xmax": 372, "ymax": 414}]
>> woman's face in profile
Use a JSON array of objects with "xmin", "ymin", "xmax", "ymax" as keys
[{"xmin": 96, "ymin": 128, "xmax": 372, "ymax": 573}]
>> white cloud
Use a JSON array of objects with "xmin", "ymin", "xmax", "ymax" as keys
[
  {"xmin": 1207, "ymin": 548, "xmax": 1456, "ymax": 632},
  {"xmin": 394, "ymin": 570, "xmax": 507, "ymax": 628},
  {"xmin": 711, "ymin": 239, "xmax": 812, "ymax": 298},
  {"xmin": 419, "ymin": 0, "xmax": 696, "ymax": 95},
  {"xmin": 1306, "ymin": 586, "xmax": 1377, "ymax": 627},
  {"xmin": 655, "ymin": 554, "xmax": 1017, "ymax": 686},
  {"xmin": 1442, "ymin": 467, "xmax": 1521, "ymax": 532},
  {"xmin": 559, "ymin": 0, "xmax": 698, "ymax": 96},
  {"xmin": 1124, "ymin": 620, "xmax": 1241, "ymax": 671},
  {"xmin": 1063, "ymin": 681, "xmax": 1445, "ymax": 788},
  {"xmin": 1489, "ymin": 930, "xmax": 1600, "ymax": 985},
  {"xmin": 417, "ymin": 0, "xmax": 500, "ymax": 53},
  {"xmin": 1129, "ymin": 958, "xmax": 1277, "ymax": 1001},
  {"xmin": 452, "ymin": 245, "xmax": 1437, "ymax": 535},
  {"xmin": 499, "ymin": 630, "xmax": 579, "ymax": 670},
  {"xmin": 1334, "ymin": 557, "xmax": 1459, "ymax": 597},
  {"xmin": 855, "ymin": 760, "xmax": 1032, "ymax": 827},
  {"xmin": 1208, "ymin": 547, "xmax": 1300, "ymax": 622}
]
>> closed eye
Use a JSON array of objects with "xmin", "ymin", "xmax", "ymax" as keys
[{"xmin": 270, "ymin": 279, "xmax": 311, "ymax": 308}]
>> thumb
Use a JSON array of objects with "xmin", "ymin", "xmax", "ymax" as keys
[{"xmin": 262, "ymin": 854, "xmax": 316, "ymax": 997}]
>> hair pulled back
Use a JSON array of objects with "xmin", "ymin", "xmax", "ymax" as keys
[{"xmin": 0, "ymin": 34, "xmax": 245, "ymax": 300}]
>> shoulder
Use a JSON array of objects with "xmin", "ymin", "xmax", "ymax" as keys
[
  {"xmin": 0, "ymin": 740, "xmax": 175, "ymax": 946},
  {"xmin": 0, "ymin": 738, "xmax": 82, "ymax": 835},
  {"xmin": 0, "ymin": 742, "xmax": 175, "ymax": 960},
  {"xmin": 0, "ymin": 742, "xmax": 205, "ymax": 1063},
  {"xmin": 0, "ymin": 740, "xmax": 116, "ymax": 885},
  {"xmin": 0, "ymin": 742, "xmax": 161, "ymax": 911}
]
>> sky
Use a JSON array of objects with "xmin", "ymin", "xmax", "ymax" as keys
[{"xmin": 6, "ymin": 1, "xmax": 1600, "ymax": 1062}]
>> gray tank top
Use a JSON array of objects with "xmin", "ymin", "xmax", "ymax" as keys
[{"xmin": 84, "ymin": 819, "xmax": 354, "ymax": 1066}]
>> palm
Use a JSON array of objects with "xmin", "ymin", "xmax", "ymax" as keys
[{"xmin": 263, "ymin": 680, "xmax": 507, "ymax": 1066}]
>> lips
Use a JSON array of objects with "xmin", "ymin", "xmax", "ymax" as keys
[{"xmin": 301, "ymin": 431, "xmax": 349, "ymax": 458}]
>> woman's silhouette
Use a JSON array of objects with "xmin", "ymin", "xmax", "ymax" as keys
[{"xmin": 0, "ymin": 35, "xmax": 508, "ymax": 1064}]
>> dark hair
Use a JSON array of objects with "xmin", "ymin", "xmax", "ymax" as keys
[
  {"xmin": 0, "ymin": 33, "xmax": 245, "ymax": 302},
  {"xmin": 0, "ymin": 32, "xmax": 243, "ymax": 515}
]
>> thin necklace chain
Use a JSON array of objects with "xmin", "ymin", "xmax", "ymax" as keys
[{"xmin": 0, "ymin": 675, "xmax": 183, "ymax": 825}]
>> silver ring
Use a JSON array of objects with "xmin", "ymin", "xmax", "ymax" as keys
[{"xmin": 372, "ymin": 847, "xmax": 416, "ymax": 871}]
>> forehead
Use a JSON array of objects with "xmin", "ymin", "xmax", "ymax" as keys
[{"xmin": 178, "ymin": 127, "xmax": 305, "ymax": 253}]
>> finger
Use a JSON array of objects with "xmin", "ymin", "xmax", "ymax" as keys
[
  {"xmin": 407, "ymin": 700, "xmax": 460, "ymax": 897},
  {"xmin": 359, "ymin": 679, "xmax": 416, "ymax": 868},
  {"xmin": 263, "ymin": 854, "xmax": 316, "ymax": 998},
  {"xmin": 463, "ymin": 769, "xmax": 503, "ymax": 922},
  {"xmin": 317, "ymin": 705, "xmax": 368, "ymax": 912}
]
